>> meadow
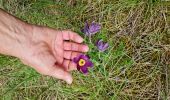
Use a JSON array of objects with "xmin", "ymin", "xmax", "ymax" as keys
[{"xmin": 0, "ymin": 0, "xmax": 170, "ymax": 99}]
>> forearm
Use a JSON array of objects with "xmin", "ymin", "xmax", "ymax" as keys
[{"xmin": 0, "ymin": 9, "xmax": 32, "ymax": 58}]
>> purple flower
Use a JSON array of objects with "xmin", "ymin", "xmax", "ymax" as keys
[
  {"xmin": 73, "ymin": 54, "xmax": 93, "ymax": 74},
  {"xmin": 81, "ymin": 21, "xmax": 101, "ymax": 36},
  {"xmin": 96, "ymin": 39, "xmax": 109, "ymax": 52}
]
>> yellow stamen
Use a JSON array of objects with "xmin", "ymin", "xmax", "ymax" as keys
[{"xmin": 78, "ymin": 59, "xmax": 86, "ymax": 67}]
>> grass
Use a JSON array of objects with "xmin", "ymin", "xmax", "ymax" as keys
[{"xmin": 0, "ymin": 0, "xmax": 169, "ymax": 99}]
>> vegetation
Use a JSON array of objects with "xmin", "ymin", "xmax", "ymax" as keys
[{"xmin": 0, "ymin": 0, "xmax": 169, "ymax": 99}]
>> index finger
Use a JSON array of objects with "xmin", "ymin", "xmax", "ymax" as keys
[{"xmin": 62, "ymin": 30, "xmax": 84, "ymax": 43}]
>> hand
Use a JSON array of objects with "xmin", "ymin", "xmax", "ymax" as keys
[
  {"xmin": 20, "ymin": 25, "xmax": 89, "ymax": 84},
  {"xmin": 0, "ymin": 9, "xmax": 89, "ymax": 84}
]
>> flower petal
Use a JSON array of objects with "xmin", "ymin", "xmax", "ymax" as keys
[
  {"xmin": 96, "ymin": 39, "xmax": 103, "ymax": 46},
  {"xmin": 80, "ymin": 54, "xmax": 90, "ymax": 61},
  {"xmin": 88, "ymin": 22, "xmax": 101, "ymax": 35},
  {"xmin": 73, "ymin": 54, "xmax": 89, "ymax": 63},
  {"xmin": 80, "ymin": 66, "xmax": 88, "ymax": 74},
  {"xmin": 73, "ymin": 57, "xmax": 80, "ymax": 63},
  {"xmin": 85, "ymin": 61, "xmax": 93, "ymax": 67},
  {"xmin": 81, "ymin": 22, "xmax": 89, "ymax": 35},
  {"xmin": 96, "ymin": 39, "xmax": 109, "ymax": 52},
  {"xmin": 102, "ymin": 43, "xmax": 109, "ymax": 51},
  {"xmin": 73, "ymin": 54, "xmax": 84, "ymax": 63},
  {"xmin": 73, "ymin": 54, "xmax": 93, "ymax": 74}
]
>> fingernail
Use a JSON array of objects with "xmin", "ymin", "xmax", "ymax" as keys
[
  {"xmin": 66, "ymin": 76, "xmax": 73, "ymax": 84},
  {"xmin": 78, "ymin": 38, "xmax": 83, "ymax": 43},
  {"xmin": 84, "ymin": 46, "xmax": 89, "ymax": 52}
]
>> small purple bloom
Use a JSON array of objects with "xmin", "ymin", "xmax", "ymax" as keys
[
  {"xmin": 81, "ymin": 21, "xmax": 101, "ymax": 36},
  {"xmin": 73, "ymin": 54, "xmax": 93, "ymax": 74},
  {"xmin": 96, "ymin": 39, "xmax": 109, "ymax": 52}
]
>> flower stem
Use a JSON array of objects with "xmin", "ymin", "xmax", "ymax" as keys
[{"xmin": 98, "ymin": 51, "xmax": 101, "ymax": 59}]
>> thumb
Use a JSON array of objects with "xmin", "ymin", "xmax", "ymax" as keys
[{"xmin": 50, "ymin": 66, "xmax": 73, "ymax": 84}]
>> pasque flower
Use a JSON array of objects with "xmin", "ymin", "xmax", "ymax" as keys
[
  {"xmin": 73, "ymin": 54, "xmax": 93, "ymax": 74},
  {"xmin": 81, "ymin": 21, "xmax": 101, "ymax": 36},
  {"xmin": 96, "ymin": 39, "xmax": 109, "ymax": 52}
]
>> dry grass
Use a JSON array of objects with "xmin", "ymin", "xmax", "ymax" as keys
[{"xmin": 0, "ymin": 0, "xmax": 169, "ymax": 99}]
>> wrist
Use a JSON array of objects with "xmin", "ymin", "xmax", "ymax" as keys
[
  {"xmin": 12, "ymin": 23, "xmax": 33, "ymax": 59},
  {"xmin": 0, "ymin": 22, "xmax": 33, "ymax": 59},
  {"xmin": 0, "ymin": 9, "xmax": 56, "ymax": 61},
  {"xmin": 0, "ymin": 9, "xmax": 33, "ymax": 59}
]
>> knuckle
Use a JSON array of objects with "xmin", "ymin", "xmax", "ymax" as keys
[{"xmin": 72, "ymin": 43, "xmax": 78, "ymax": 51}]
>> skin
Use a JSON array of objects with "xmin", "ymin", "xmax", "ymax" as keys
[{"xmin": 0, "ymin": 9, "xmax": 89, "ymax": 84}]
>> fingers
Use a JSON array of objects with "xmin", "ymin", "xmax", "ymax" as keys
[
  {"xmin": 64, "ymin": 51, "xmax": 80, "ymax": 60},
  {"xmin": 63, "ymin": 42, "xmax": 89, "ymax": 52},
  {"xmin": 62, "ymin": 30, "xmax": 83, "ymax": 43},
  {"xmin": 69, "ymin": 61, "xmax": 77, "ymax": 71},
  {"xmin": 62, "ymin": 59, "xmax": 77, "ymax": 71},
  {"xmin": 63, "ymin": 51, "xmax": 78, "ymax": 71},
  {"xmin": 50, "ymin": 67, "xmax": 73, "ymax": 84},
  {"xmin": 54, "ymin": 49, "xmax": 63, "ymax": 64},
  {"xmin": 54, "ymin": 32, "xmax": 64, "ymax": 64},
  {"xmin": 62, "ymin": 42, "xmax": 87, "ymax": 71}
]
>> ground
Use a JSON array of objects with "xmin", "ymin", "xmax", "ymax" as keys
[{"xmin": 0, "ymin": 0, "xmax": 170, "ymax": 99}]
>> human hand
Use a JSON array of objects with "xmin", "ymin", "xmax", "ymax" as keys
[
  {"xmin": 0, "ymin": 9, "xmax": 89, "ymax": 84},
  {"xmin": 20, "ymin": 25, "xmax": 89, "ymax": 84}
]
